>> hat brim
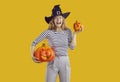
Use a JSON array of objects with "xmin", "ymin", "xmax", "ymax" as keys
[{"xmin": 45, "ymin": 12, "xmax": 70, "ymax": 24}]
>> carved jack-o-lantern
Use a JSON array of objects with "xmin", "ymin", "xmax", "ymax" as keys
[
  {"xmin": 34, "ymin": 43, "xmax": 55, "ymax": 62},
  {"xmin": 73, "ymin": 21, "xmax": 83, "ymax": 31}
]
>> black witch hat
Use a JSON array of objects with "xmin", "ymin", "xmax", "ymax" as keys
[{"xmin": 45, "ymin": 5, "xmax": 70, "ymax": 24}]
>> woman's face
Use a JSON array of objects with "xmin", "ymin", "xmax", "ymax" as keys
[{"xmin": 54, "ymin": 16, "xmax": 64, "ymax": 28}]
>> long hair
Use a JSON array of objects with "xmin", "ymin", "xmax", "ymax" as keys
[{"xmin": 48, "ymin": 17, "xmax": 68, "ymax": 31}]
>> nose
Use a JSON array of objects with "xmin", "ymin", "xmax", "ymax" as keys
[{"xmin": 56, "ymin": 17, "xmax": 59, "ymax": 21}]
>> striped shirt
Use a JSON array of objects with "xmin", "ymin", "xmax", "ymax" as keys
[{"xmin": 32, "ymin": 28, "xmax": 74, "ymax": 56}]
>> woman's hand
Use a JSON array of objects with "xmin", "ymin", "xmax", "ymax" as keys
[
  {"xmin": 31, "ymin": 45, "xmax": 42, "ymax": 63},
  {"xmin": 73, "ymin": 20, "xmax": 84, "ymax": 34},
  {"xmin": 70, "ymin": 22, "xmax": 84, "ymax": 49},
  {"xmin": 32, "ymin": 56, "xmax": 42, "ymax": 63},
  {"xmin": 74, "ymin": 24, "xmax": 84, "ymax": 34}
]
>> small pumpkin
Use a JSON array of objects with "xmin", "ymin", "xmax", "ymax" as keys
[
  {"xmin": 73, "ymin": 20, "xmax": 83, "ymax": 31},
  {"xmin": 34, "ymin": 43, "xmax": 55, "ymax": 62}
]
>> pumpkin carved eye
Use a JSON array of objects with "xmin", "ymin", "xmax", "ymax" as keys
[{"xmin": 34, "ymin": 43, "xmax": 55, "ymax": 62}]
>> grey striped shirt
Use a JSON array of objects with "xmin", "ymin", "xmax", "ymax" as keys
[{"xmin": 32, "ymin": 28, "xmax": 74, "ymax": 56}]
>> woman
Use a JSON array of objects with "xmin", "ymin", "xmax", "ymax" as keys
[{"xmin": 31, "ymin": 5, "xmax": 83, "ymax": 82}]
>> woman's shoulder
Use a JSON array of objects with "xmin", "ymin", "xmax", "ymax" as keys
[
  {"xmin": 65, "ymin": 27, "xmax": 72, "ymax": 33},
  {"xmin": 42, "ymin": 29, "xmax": 51, "ymax": 33},
  {"xmin": 41, "ymin": 29, "xmax": 55, "ymax": 35}
]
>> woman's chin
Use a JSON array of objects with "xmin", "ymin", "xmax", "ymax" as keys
[{"xmin": 56, "ymin": 25, "xmax": 62, "ymax": 28}]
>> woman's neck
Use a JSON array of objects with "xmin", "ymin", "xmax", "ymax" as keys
[{"xmin": 56, "ymin": 27, "xmax": 62, "ymax": 32}]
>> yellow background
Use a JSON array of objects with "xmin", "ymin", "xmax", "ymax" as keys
[{"xmin": 0, "ymin": 0, "xmax": 120, "ymax": 82}]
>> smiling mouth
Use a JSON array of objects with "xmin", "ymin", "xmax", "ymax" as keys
[{"xmin": 56, "ymin": 22, "xmax": 61, "ymax": 24}]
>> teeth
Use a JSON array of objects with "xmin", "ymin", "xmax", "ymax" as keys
[{"xmin": 57, "ymin": 22, "xmax": 61, "ymax": 24}]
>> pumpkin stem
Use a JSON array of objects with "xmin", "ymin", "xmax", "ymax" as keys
[
  {"xmin": 76, "ymin": 20, "xmax": 78, "ymax": 23},
  {"xmin": 42, "ymin": 43, "xmax": 46, "ymax": 47}
]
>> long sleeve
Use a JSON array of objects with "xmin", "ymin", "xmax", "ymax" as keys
[
  {"xmin": 32, "ymin": 30, "xmax": 49, "ymax": 46},
  {"xmin": 67, "ymin": 29, "xmax": 75, "ymax": 50}
]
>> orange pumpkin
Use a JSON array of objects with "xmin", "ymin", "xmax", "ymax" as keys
[
  {"xmin": 73, "ymin": 20, "xmax": 83, "ymax": 31},
  {"xmin": 34, "ymin": 43, "xmax": 55, "ymax": 62}
]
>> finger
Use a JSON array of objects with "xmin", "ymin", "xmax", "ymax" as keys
[
  {"xmin": 33, "ymin": 59, "xmax": 42, "ymax": 63},
  {"xmin": 32, "ymin": 56, "xmax": 39, "ymax": 60},
  {"xmin": 32, "ymin": 57, "xmax": 39, "ymax": 62},
  {"xmin": 82, "ymin": 27, "xmax": 84, "ymax": 32}
]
